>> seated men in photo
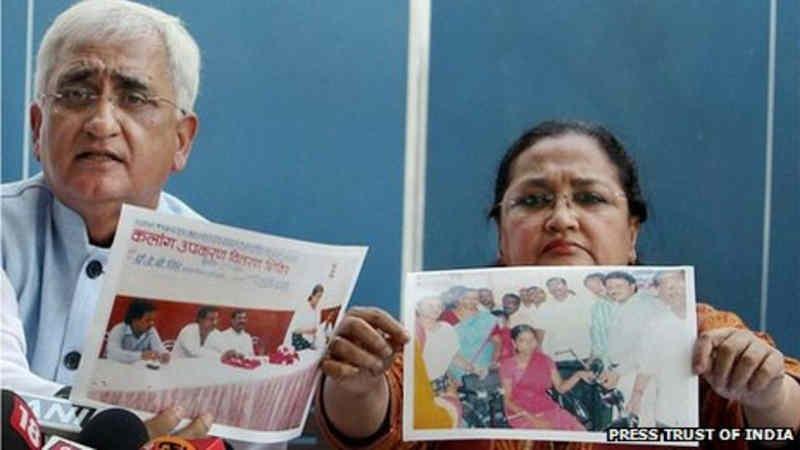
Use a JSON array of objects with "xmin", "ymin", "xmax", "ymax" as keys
[
  {"xmin": 106, "ymin": 299, "xmax": 170, "ymax": 364},
  {"xmin": 220, "ymin": 310, "xmax": 255, "ymax": 357},
  {"xmin": 172, "ymin": 306, "xmax": 235, "ymax": 359}
]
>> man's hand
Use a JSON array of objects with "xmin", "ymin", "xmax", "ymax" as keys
[
  {"xmin": 693, "ymin": 328, "xmax": 785, "ymax": 409},
  {"xmin": 141, "ymin": 351, "xmax": 159, "ymax": 361},
  {"xmin": 144, "ymin": 406, "xmax": 213, "ymax": 440},
  {"xmin": 159, "ymin": 352, "xmax": 171, "ymax": 364},
  {"xmin": 320, "ymin": 307, "xmax": 409, "ymax": 395},
  {"xmin": 598, "ymin": 370, "xmax": 620, "ymax": 389}
]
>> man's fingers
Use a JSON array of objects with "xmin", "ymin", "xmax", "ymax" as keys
[
  {"xmin": 320, "ymin": 357, "xmax": 360, "ymax": 380},
  {"xmin": 337, "ymin": 315, "xmax": 394, "ymax": 360},
  {"xmin": 348, "ymin": 307, "xmax": 409, "ymax": 347},
  {"xmin": 328, "ymin": 335, "xmax": 384, "ymax": 374},
  {"xmin": 173, "ymin": 413, "xmax": 213, "ymax": 440},
  {"xmin": 145, "ymin": 406, "xmax": 183, "ymax": 438}
]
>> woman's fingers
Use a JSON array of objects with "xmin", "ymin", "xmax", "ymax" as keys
[
  {"xmin": 348, "ymin": 307, "xmax": 410, "ymax": 349},
  {"xmin": 172, "ymin": 413, "xmax": 213, "ymax": 440},
  {"xmin": 327, "ymin": 335, "xmax": 384, "ymax": 375},
  {"xmin": 337, "ymin": 314, "xmax": 395, "ymax": 361},
  {"xmin": 144, "ymin": 406, "xmax": 183, "ymax": 439}
]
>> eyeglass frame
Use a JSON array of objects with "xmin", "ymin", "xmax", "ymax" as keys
[
  {"xmin": 490, "ymin": 189, "xmax": 628, "ymax": 218},
  {"xmin": 39, "ymin": 89, "xmax": 188, "ymax": 118}
]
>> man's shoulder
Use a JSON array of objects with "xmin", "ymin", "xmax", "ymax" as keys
[
  {"xmin": 159, "ymin": 191, "xmax": 205, "ymax": 221},
  {"xmin": 2, "ymin": 174, "xmax": 53, "ymax": 213}
]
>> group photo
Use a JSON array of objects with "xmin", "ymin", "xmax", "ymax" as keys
[{"xmin": 406, "ymin": 267, "xmax": 697, "ymax": 441}]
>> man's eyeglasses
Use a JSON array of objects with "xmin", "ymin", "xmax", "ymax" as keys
[{"xmin": 41, "ymin": 86, "xmax": 187, "ymax": 120}]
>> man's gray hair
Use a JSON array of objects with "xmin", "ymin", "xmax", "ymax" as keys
[{"xmin": 35, "ymin": 0, "xmax": 200, "ymax": 111}]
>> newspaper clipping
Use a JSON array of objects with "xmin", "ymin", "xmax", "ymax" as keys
[
  {"xmin": 403, "ymin": 266, "xmax": 698, "ymax": 446},
  {"xmin": 72, "ymin": 205, "xmax": 367, "ymax": 443}
]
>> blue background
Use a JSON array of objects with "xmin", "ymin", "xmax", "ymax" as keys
[
  {"xmin": 3, "ymin": 1, "xmax": 797, "ymax": 358},
  {"xmin": 424, "ymin": 0, "xmax": 798, "ymax": 355}
]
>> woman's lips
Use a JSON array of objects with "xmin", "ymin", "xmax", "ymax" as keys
[{"xmin": 542, "ymin": 239, "xmax": 582, "ymax": 255}]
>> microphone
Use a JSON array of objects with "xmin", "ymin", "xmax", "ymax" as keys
[
  {"xmin": 141, "ymin": 436, "xmax": 229, "ymax": 450},
  {"xmin": 16, "ymin": 392, "xmax": 98, "ymax": 439},
  {"xmin": 76, "ymin": 408, "xmax": 149, "ymax": 450},
  {"xmin": 2, "ymin": 389, "xmax": 44, "ymax": 449}
]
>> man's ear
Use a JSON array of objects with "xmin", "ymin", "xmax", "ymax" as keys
[
  {"xmin": 172, "ymin": 113, "xmax": 198, "ymax": 172},
  {"xmin": 30, "ymin": 103, "xmax": 43, "ymax": 161}
]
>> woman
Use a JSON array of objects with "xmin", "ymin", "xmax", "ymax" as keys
[
  {"xmin": 317, "ymin": 120, "xmax": 800, "ymax": 449},
  {"xmin": 416, "ymin": 296, "xmax": 459, "ymax": 394},
  {"xmin": 501, "ymin": 324, "xmax": 591, "ymax": 430},
  {"xmin": 448, "ymin": 287, "xmax": 497, "ymax": 382}
]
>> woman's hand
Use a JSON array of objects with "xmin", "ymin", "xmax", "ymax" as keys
[
  {"xmin": 144, "ymin": 406, "xmax": 213, "ymax": 440},
  {"xmin": 321, "ymin": 307, "xmax": 409, "ymax": 395},
  {"xmin": 692, "ymin": 328, "xmax": 785, "ymax": 410}
]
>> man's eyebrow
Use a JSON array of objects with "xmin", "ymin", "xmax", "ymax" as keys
[
  {"xmin": 113, "ymin": 72, "xmax": 151, "ymax": 92},
  {"xmin": 55, "ymin": 67, "xmax": 97, "ymax": 86}
]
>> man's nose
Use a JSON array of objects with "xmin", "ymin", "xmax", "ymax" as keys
[{"xmin": 82, "ymin": 96, "xmax": 122, "ymax": 139}]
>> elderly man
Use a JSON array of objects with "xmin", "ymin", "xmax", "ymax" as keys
[{"xmin": 1, "ymin": 0, "xmax": 210, "ymax": 438}]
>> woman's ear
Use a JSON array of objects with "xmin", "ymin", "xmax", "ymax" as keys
[{"xmin": 628, "ymin": 217, "xmax": 640, "ymax": 264}]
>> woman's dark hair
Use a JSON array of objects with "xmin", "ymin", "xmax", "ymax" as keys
[
  {"xmin": 309, "ymin": 284, "xmax": 324, "ymax": 300},
  {"xmin": 488, "ymin": 120, "xmax": 648, "ymax": 226},
  {"xmin": 603, "ymin": 270, "xmax": 637, "ymax": 287},
  {"xmin": 124, "ymin": 299, "xmax": 155, "ymax": 325},
  {"xmin": 510, "ymin": 324, "xmax": 537, "ymax": 342}
]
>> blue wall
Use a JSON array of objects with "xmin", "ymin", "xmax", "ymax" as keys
[
  {"xmin": 2, "ymin": 0, "xmax": 408, "ymax": 316},
  {"xmin": 2, "ymin": 1, "xmax": 797, "ymax": 355},
  {"xmin": 424, "ymin": 0, "xmax": 798, "ymax": 355}
]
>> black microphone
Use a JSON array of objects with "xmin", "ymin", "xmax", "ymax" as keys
[
  {"xmin": 76, "ymin": 408, "xmax": 149, "ymax": 450},
  {"xmin": 2, "ymin": 389, "xmax": 44, "ymax": 450}
]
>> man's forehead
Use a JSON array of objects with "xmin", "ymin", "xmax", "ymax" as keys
[{"xmin": 50, "ymin": 39, "xmax": 169, "ymax": 87}]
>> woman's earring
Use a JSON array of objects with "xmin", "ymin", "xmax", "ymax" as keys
[{"xmin": 629, "ymin": 248, "xmax": 637, "ymax": 264}]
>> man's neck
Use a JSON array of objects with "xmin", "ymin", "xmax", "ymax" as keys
[{"xmin": 69, "ymin": 194, "xmax": 159, "ymax": 248}]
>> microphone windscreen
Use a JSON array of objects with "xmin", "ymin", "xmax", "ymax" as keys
[
  {"xmin": 2, "ymin": 389, "xmax": 43, "ymax": 450},
  {"xmin": 76, "ymin": 408, "xmax": 148, "ymax": 450}
]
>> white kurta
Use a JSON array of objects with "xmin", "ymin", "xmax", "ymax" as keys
[{"xmin": 535, "ymin": 294, "xmax": 595, "ymax": 360}]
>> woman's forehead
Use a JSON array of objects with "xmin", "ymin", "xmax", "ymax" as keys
[{"xmin": 508, "ymin": 133, "xmax": 620, "ymax": 186}]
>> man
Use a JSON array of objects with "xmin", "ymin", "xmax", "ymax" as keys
[
  {"xmin": 536, "ymin": 277, "xmax": 594, "ymax": 359},
  {"xmin": 585, "ymin": 271, "xmax": 616, "ymax": 360},
  {"xmin": 477, "ymin": 288, "xmax": 497, "ymax": 312},
  {"xmin": 599, "ymin": 271, "xmax": 667, "ymax": 425},
  {"xmin": 1, "ymin": 0, "xmax": 209, "ymax": 437},
  {"xmin": 508, "ymin": 285, "xmax": 543, "ymax": 328},
  {"xmin": 106, "ymin": 299, "xmax": 170, "ymax": 364},
  {"xmin": 642, "ymin": 270, "xmax": 692, "ymax": 426},
  {"xmin": 173, "ymin": 307, "xmax": 235, "ymax": 359},
  {"xmin": 220, "ymin": 310, "xmax": 255, "ymax": 357}
]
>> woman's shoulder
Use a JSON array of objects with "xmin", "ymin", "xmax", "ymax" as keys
[{"xmin": 695, "ymin": 302, "xmax": 748, "ymax": 333}]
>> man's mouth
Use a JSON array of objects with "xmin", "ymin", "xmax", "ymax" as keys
[{"xmin": 76, "ymin": 150, "xmax": 124, "ymax": 163}]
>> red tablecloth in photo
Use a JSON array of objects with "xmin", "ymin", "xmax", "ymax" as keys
[{"xmin": 87, "ymin": 353, "xmax": 319, "ymax": 431}]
